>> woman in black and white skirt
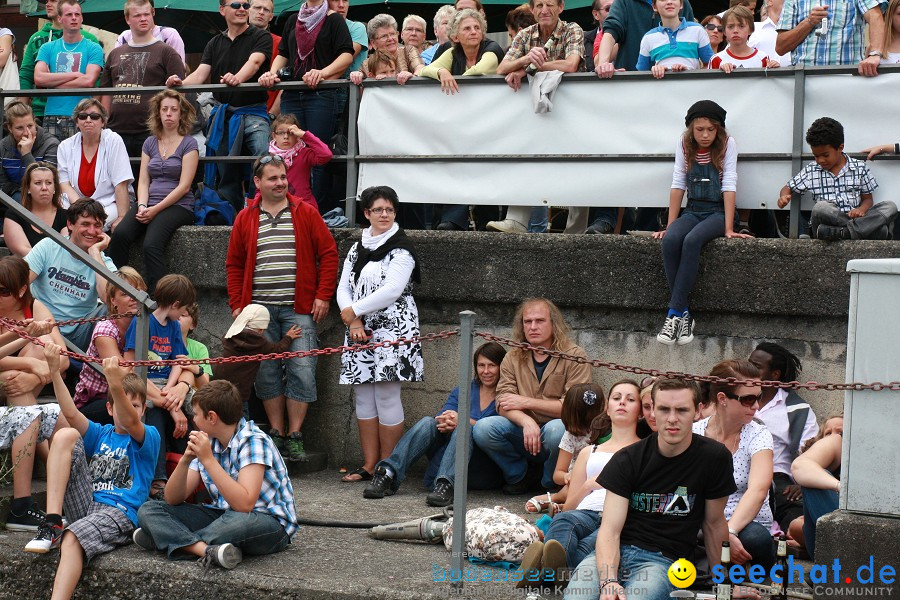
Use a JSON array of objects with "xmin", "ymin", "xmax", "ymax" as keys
[{"xmin": 337, "ymin": 185, "xmax": 423, "ymax": 482}]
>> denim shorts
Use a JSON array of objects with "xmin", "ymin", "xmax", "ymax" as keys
[{"xmin": 254, "ymin": 305, "xmax": 318, "ymax": 402}]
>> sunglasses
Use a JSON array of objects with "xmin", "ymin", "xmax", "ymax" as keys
[
  {"xmin": 76, "ymin": 112, "xmax": 103, "ymax": 121},
  {"xmin": 705, "ymin": 23, "xmax": 725, "ymax": 32},
  {"xmin": 254, "ymin": 154, "xmax": 285, "ymax": 174},
  {"xmin": 0, "ymin": 288, "xmax": 13, "ymax": 297},
  {"xmin": 228, "ymin": 2, "xmax": 251, "ymax": 8},
  {"xmin": 723, "ymin": 392, "xmax": 761, "ymax": 407}
]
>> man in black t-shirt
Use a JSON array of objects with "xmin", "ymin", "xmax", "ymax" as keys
[
  {"xmin": 563, "ymin": 377, "xmax": 736, "ymax": 600},
  {"xmin": 166, "ymin": 0, "xmax": 272, "ymax": 214}
]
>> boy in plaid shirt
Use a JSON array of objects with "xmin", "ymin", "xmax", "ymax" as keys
[
  {"xmin": 778, "ymin": 117, "xmax": 898, "ymax": 240},
  {"xmin": 25, "ymin": 346, "xmax": 160, "ymax": 600},
  {"xmin": 134, "ymin": 380, "xmax": 297, "ymax": 570}
]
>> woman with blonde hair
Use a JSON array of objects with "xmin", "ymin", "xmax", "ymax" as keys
[
  {"xmin": 108, "ymin": 90, "xmax": 198, "ymax": 294},
  {"xmin": 4, "ymin": 162, "xmax": 68, "ymax": 257},
  {"xmin": 422, "ymin": 9, "xmax": 504, "ymax": 95}
]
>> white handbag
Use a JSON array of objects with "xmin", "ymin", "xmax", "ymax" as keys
[{"xmin": 0, "ymin": 55, "xmax": 19, "ymax": 107}]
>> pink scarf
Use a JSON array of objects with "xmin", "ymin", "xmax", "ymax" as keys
[
  {"xmin": 295, "ymin": 0, "xmax": 328, "ymax": 72},
  {"xmin": 268, "ymin": 138, "xmax": 307, "ymax": 167}
]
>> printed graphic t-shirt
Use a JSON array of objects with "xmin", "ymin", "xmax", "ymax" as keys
[
  {"xmin": 124, "ymin": 313, "xmax": 188, "ymax": 380},
  {"xmin": 83, "ymin": 420, "xmax": 161, "ymax": 525},
  {"xmin": 36, "ymin": 36, "xmax": 104, "ymax": 117},
  {"xmin": 25, "ymin": 237, "xmax": 118, "ymax": 337},
  {"xmin": 598, "ymin": 433, "xmax": 736, "ymax": 559}
]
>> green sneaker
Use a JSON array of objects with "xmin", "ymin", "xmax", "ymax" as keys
[
  {"xmin": 285, "ymin": 432, "xmax": 305, "ymax": 461},
  {"xmin": 269, "ymin": 429, "xmax": 285, "ymax": 453}
]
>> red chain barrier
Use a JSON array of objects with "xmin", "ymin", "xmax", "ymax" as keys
[
  {"xmin": 0, "ymin": 314, "xmax": 458, "ymax": 367},
  {"xmin": 474, "ymin": 331, "xmax": 900, "ymax": 393},
  {"xmin": 2, "ymin": 311, "xmax": 139, "ymax": 330}
]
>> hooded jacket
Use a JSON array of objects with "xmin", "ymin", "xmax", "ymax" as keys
[{"xmin": 213, "ymin": 328, "xmax": 293, "ymax": 402}]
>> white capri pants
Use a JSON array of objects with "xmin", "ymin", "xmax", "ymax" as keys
[{"xmin": 353, "ymin": 381, "xmax": 403, "ymax": 426}]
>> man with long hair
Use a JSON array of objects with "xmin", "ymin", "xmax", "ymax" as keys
[{"xmin": 473, "ymin": 298, "xmax": 592, "ymax": 493}]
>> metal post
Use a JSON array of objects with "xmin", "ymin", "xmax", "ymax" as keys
[
  {"xmin": 789, "ymin": 64, "xmax": 806, "ymax": 239},
  {"xmin": 345, "ymin": 82, "xmax": 360, "ymax": 226},
  {"xmin": 135, "ymin": 302, "xmax": 150, "ymax": 381},
  {"xmin": 450, "ymin": 310, "xmax": 476, "ymax": 590}
]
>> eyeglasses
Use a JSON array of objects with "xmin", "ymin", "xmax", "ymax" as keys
[
  {"xmin": 76, "ymin": 112, "xmax": 102, "ymax": 121},
  {"xmin": 274, "ymin": 130, "xmax": 293, "ymax": 137},
  {"xmin": 705, "ymin": 23, "xmax": 724, "ymax": 32},
  {"xmin": 0, "ymin": 288, "xmax": 13, "ymax": 297},
  {"xmin": 367, "ymin": 207, "xmax": 395, "ymax": 215},
  {"xmin": 375, "ymin": 32, "xmax": 398, "ymax": 42},
  {"xmin": 228, "ymin": 2, "xmax": 251, "ymax": 9},
  {"xmin": 254, "ymin": 154, "xmax": 285, "ymax": 173},
  {"xmin": 724, "ymin": 392, "xmax": 762, "ymax": 407}
]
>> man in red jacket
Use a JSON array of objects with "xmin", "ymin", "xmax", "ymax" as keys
[{"xmin": 225, "ymin": 154, "xmax": 338, "ymax": 461}]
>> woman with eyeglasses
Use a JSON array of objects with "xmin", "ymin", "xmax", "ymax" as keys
[
  {"xmin": 108, "ymin": 90, "xmax": 198, "ymax": 295},
  {"xmin": 349, "ymin": 14, "xmax": 425, "ymax": 85},
  {"xmin": 701, "ymin": 15, "xmax": 727, "ymax": 53},
  {"xmin": 56, "ymin": 98, "xmax": 133, "ymax": 232},
  {"xmin": 3, "ymin": 163, "xmax": 68, "ymax": 257},
  {"xmin": 400, "ymin": 14, "xmax": 431, "ymax": 56},
  {"xmin": 693, "ymin": 359, "xmax": 776, "ymax": 571},
  {"xmin": 257, "ymin": 0, "xmax": 353, "ymax": 210},
  {"xmin": 336, "ymin": 185, "xmax": 423, "ymax": 482}
]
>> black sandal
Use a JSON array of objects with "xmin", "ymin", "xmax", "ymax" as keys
[{"xmin": 340, "ymin": 467, "xmax": 372, "ymax": 482}]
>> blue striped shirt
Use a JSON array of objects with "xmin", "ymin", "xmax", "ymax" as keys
[
  {"xmin": 777, "ymin": 0, "xmax": 885, "ymax": 66},
  {"xmin": 191, "ymin": 418, "xmax": 299, "ymax": 538},
  {"xmin": 636, "ymin": 19, "xmax": 713, "ymax": 71}
]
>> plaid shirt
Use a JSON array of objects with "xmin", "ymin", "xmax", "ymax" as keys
[
  {"xmin": 73, "ymin": 319, "xmax": 123, "ymax": 408},
  {"xmin": 787, "ymin": 154, "xmax": 877, "ymax": 212},
  {"xmin": 191, "ymin": 418, "xmax": 298, "ymax": 538},
  {"xmin": 777, "ymin": 0, "xmax": 884, "ymax": 66},
  {"xmin": 504, "ymin": 19, "xmax": 584, "ymax": 69}
]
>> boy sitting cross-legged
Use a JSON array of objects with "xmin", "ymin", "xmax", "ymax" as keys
[
  {"xmin": 25, "ymin": 345, "xmax": 160, "ymax": 600},
  {"xmin": 134, "ymin": 380, "xmax": 298, "ymax": 570}
]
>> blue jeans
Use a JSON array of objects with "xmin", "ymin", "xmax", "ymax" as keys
[
  {"xmin": 661, "ymin": 206, "xmax": 727, "ymax": 311},
  {"xmin": 529, "ymin": 206, "xmax": 548, "ymax": 232},
  {"xmin": 472, "ymin": 416, "xmax": 565, "ymax": 489},
  {"xmin": 62, "ymin": 303, "xmax": 108, "ymax": 353},
  {"xmin": 281, "ymin": 89, "xmax": 338, "ymax": 207},
  {"xmin": 214, "ymin": 113, "xmax": 270, "ymax": 214},
  {"xmin": 137, "ymin": 500, "xmax": 290, "ymax": 559},
  {"xmin": 801, "ymin": 485, "xmax": 838, "ymax": 560},
  {"xmin": 381, "ymin": 416, "xmax": 502, "ymax": 489},
  {"xmin": 255, "ymin": 306, "xmax": 317, "ymax": 403},
  {"xmin": 564, "ymin": 545, "xmax": 674, "ymax": 600},
  {"xmin": 546, "ymin": 509, "xmax": 601, "ymax": 568},
  {"xmin": 739, "ymin": 520, "xmax": 776, "ymax": 571},
  {"xmin": 588, "ymin": 207, "xmax": 617, "ymax": 230}
]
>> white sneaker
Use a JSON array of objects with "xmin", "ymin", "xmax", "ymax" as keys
[
  {"xmin": 485, "ymin": 219, "xmax": 527, "ymax": 233},
  {"xmin": 656, "ymin": 315, "xmax": 681, "ymax": 345},
  {"xmin": 677, "ymin": 312, "xmax": 694, "ymax": 345}
]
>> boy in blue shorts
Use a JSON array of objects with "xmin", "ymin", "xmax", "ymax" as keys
[
  {"xmin": 134, "ymin": 380, "xmax": 297, "ymax": 570},
  {"xmin": 636, "ymin": 0, "xmax": 713, "ymax": 78},
  {"xmin": 25, "ymin": 346, "xmax": 160, "ymax": 600},
  {"xmin": 778, "ymin": 117, "xmax": 898, "ymax": 240}
]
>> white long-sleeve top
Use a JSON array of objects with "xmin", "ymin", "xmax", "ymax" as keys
[
  {"xmin": 671, "ymin": 136, "xmax": 738, "ymax": 193},
  {"xmin": 336, "ymin": 223, "xmax": 416, "ymax": 317}
]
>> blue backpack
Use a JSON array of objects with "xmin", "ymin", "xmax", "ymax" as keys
[{"xmin": 194, "ymin": 185, "xmax": 235, "ymax": 226}]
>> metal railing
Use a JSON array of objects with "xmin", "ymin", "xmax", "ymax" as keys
[
  {"xmin": 0, "ymin": 190, "xmax": 156, "ymax": 377},
  {"xmin": 2, "ymin": 63, "xmax": 899, "ymax": 235}
]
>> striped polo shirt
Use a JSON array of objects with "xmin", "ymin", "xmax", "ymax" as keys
[
  {"xmin": 251, "ymin": 206, "xmax": 296, "ymax": 306},
  {"xmin": 636, "ymin": 18, "xmax": 713, "ymax": 71}
]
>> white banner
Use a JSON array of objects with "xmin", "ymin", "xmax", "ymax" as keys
[{"xmin": 357, "ymin": 72, "xmax": 900, "ymax": 209}]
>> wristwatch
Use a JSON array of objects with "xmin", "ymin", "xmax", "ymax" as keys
[{"xmin": 868, "ymin": 50, "xmax": 883, "ymax": 58}]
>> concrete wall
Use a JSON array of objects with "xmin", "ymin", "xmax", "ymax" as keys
[{"xmin": 130, "ymin": 228, "xmax": 900, "ymax": 468}]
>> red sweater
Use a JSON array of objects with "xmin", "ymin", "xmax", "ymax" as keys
[{"xmin": 225, "ymin": 192, "xmax": 339, "ymax": 314}]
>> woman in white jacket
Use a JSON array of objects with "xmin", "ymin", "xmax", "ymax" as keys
[{"xmin": 56, "ymin": 98, "xmax": 132, "ymax": 231}]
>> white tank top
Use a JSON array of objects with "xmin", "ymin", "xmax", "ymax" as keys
[{"xmin": 576, "ymin": 448, "xmax": 615, "ymax": 512}]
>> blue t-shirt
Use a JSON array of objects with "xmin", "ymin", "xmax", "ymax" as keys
[
  {"xmin": 25, "ymin": 237, "xmax": 118, "ymax": 337},
  {"xmin": 83, "ymin": 420, "xmax": 161, "ymax": 525},
  {"xmin": 439, "ymin": 381, "xmax": 498, "ymax": 421},
  {"xmin": 124, "ymin": 313, "xmax": 188, "ymax": 380},
  {"xmin": 346, "ymin": 20, "xmax": 369, "ymax": 75},
  {"xmin": 35, "ymin": 36, "xmax": 104, "ymax": 117}
]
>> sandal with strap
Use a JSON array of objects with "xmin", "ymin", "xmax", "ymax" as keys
[
  {"xmin": 340, "ymin": 467, "xmax": 373, "ymax": 483},
  {"xmin": 524, "ymin": 492, "xmax": 561, "ymax": 516}
]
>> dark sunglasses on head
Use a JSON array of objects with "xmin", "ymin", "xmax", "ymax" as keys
[
  {"xmin": 0, "ymin": 288, "xmax": 14, "ymax": 297},
  {"xmin": 254, "ymin": 154, "xmax": 285, "ymax": 174},
  {"xmin": 76, "ymin": 112, "xmax": 102, "ymax": 121},
  {"xmin": 228, "ymin": 2, "xmax": 251, "ymax": 8},
  {"xmin": 705, "ymin": 23, "xmax": 725, "ymax": 32},
  {"xmin": 724, "ymin": 392, "xmax": 761, "ymax": 407}
]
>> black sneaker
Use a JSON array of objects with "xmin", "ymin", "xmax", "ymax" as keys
[
  {"xmin": 199, "ymin": 543, "xmax": 242, "ymax": 570},
  {"xmin": 24, "ymin": 521, "xmax": 64, "ymax": 554},
  {"xmin": 816, "ymin": 224, "xmax": 847, "ymax": 241},
  {"xmin": 656, "ymin": 315, "xmax": 681, "ymax": 345},
  {"xmin": 5, "ymin": 503, "xmax": 46, "ymax": 532},
  {"xmin": 363, "ymin": 466, "xmax": 396, "ymax": 499},
  {"xmin": 426, "ymin": 479, "xmax": 454, "ymax": 507},
  {"xmin": 502, "ymin": 478, "xmax": 531, "ymax": 495},
  {"xmin": 677, "ymin": 311, "xmax": 694, "ymax": 345},
  {"xmin": 132, "ymin": 527, "xmax": 155, "ymax": 551}
]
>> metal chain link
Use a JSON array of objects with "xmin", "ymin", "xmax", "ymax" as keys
[
  {"xmin": 474, "ymin": 331, "xmax": 900, "ymax": 392},
  {"xmin": 1, "ymin": 311, "xmax": 139, "ymax": 330}
]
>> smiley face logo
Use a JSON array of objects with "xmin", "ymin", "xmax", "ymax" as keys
[{"xmin": 668, "ymin": 558, "xmax": 697, "ymax": 588}]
